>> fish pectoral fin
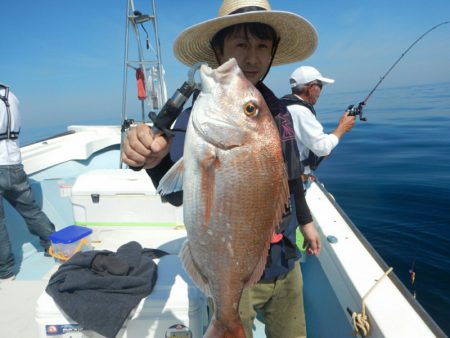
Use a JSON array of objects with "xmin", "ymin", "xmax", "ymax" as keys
[
  {"xmin": 157, "ymin": 157, "xmax": 184, "ymax": 195},
  {"xmin": 179, "ymin": 240, "xmax": 211, "ymax": 297}
]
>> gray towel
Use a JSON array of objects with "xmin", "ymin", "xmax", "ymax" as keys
[{"xmin": 46, "ymin": 241, "xmax": 168, "ymax": 338}]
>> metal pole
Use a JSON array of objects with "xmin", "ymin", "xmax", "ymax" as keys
[
  {"xmin": 152, "ymin": 0, "xmax": 167, "ymax": 107},
  {"xmin": 121, "ymin": 0, "xmax": 131, "ymax": 124},
  {"xmin": 131, "ymin": 1, "xmax": 149, "ymax": 121},
  {"xmin": 119, "ymin": 0, "xmax": 132, "ymax": 169}
]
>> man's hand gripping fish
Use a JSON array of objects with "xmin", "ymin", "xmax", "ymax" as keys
[{"xmin": 158, "ymin": 58, "xmax": 289, "ymax": 338}]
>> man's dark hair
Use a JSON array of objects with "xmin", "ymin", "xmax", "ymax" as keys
[{"xmin": 211, "ymin": 22, "xmax": 279, "ymax": 55}]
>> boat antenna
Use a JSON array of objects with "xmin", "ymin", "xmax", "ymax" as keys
[{"xmin": 347, "ymin": 20, "xmax": 450, "ymax": 121}]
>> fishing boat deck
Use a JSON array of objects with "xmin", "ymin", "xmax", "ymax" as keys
[
  {"xmin": 0, "ymin": 227, "xmax": 192, "ymax": 338},
  {"xmin": 0, "ymin": 126, "xmax": 445, "ymax": 338}
]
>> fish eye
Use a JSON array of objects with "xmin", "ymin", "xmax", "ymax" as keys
[{"xmin": 243, "ymin": 101, "xmax": 258, "ymax": 117}]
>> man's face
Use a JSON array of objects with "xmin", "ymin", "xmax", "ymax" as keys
[
  {"xmin": 305, "ymin": 82, "xmax": 322, "ymax": 105},
  {"xmin": 217, "ymin": 28, "xmax": 273, "ymax": 85}
]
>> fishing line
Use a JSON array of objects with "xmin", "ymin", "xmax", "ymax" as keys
[
  {"xmin": 347, "ymin": 20, "xmax": 450, "ymax": 121},
  {"xmin": 347, "ymin": 21, "xmax": 449, "ymax": 299}
]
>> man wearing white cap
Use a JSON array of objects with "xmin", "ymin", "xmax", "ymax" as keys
[
  {"xmin": 282, "ymin": 66, "xmax": 355, "ymax": 175},
  {"xmin": 123, "ymin": 1, "xmax": 321, "ymax": 337}
]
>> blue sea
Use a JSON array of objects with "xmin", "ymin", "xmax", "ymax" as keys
[
  {"xmin": 21, "ymin": 81, "xmax": 450, "ymax": 335},
  {"xmin": 317, "ymin": 81, "xmax": 450, "ymax": 335}
]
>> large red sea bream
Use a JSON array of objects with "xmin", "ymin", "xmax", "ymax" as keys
[{"xmin": 158, "ymin": 58, "xmax": 289, "ymax": 338}]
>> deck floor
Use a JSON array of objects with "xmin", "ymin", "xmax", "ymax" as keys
[
  {"xmin": 0, "ymin": 227, "xmax": 194, "ymax": 338},
  {"xmin": 0, "ymin": 280, "xmax": 49, "ymax": 338}
]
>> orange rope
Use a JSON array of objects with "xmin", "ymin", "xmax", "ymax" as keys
[{"xmin": 48, "ymin": 238, "xmax": 89, "ymax": 261}]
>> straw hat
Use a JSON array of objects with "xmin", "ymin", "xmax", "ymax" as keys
[{"xmin": 173, "ymin": 0, "xmax": 318, "ymax": 68}]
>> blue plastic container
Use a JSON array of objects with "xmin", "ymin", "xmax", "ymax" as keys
[{"xmin": 48, "ymin": 225, "xmax": 92, "ymax": 260}]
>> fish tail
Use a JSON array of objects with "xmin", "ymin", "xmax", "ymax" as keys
[{"xmin": 204, "ymin": 319, "xmax": 246, "ymax": 338}]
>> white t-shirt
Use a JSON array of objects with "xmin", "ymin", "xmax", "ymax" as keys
[
  {"xmin": 0, "ymin": 87, "xmax": 22, "ymax": 165},
  {"xmin": 287, "ymin": 97, "xmax": 338, "ymax": 173}
]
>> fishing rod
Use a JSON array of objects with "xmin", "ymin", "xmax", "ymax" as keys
[{"xmin": 347, "ymin": 20, "xmax": 450, "ymax": 121}]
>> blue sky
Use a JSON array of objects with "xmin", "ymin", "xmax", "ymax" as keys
[{"xmin": 1, "ymin": 0, "xmax": 449, "ymax": 138}]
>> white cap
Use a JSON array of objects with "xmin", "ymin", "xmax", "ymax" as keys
[{"xmin": 289, "ymin": 66, "xmax": 335, "ymax": 88}]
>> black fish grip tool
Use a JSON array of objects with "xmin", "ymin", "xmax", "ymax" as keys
[{"xmin": 148, "ymin": 61, "xmax": 205, "ymax": 138}]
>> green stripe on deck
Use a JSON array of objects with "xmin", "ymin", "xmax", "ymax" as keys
[{"xmin": 74, "ymin": 221, "xmax": 179, "ymax": 227}]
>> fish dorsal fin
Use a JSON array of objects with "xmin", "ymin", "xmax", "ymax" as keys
[{"xmin": 157, "ymin": 157, "xmax": 184, "ymax": 195}]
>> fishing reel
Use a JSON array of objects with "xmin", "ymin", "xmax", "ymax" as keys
[{"xmin": 346, "ymin": 101, "xmax": 367, "ymax": 121}]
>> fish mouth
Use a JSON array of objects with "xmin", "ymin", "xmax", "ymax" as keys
[
  {"xmin": 200, "ymin": 58, "xmax": 241, "ymax": 93},
  {"xmin": 217, "ymin": 58, "xmax": 240, "ymax": 73}
]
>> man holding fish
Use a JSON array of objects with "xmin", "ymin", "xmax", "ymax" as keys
[{"xmin": 123, "ymin": 1, "xmax": 321, "ymax": 337}]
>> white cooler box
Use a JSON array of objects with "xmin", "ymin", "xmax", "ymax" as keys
[
  {"xmin": 35, "ymin": 255, "xmax": 208, "ymax": 338},
  {"xmin": 71, "ymin": 169, "xmax": 183, "ymax": 236}
]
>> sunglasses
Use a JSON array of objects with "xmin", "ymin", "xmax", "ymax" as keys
[{"xmin": 309, "ymin": 81, "xmax": 323, "ymax": 89}]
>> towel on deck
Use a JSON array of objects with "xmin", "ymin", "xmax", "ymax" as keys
[{"xmin": 46, "ymin": 241, "xmax": 168, "ymax": 338}]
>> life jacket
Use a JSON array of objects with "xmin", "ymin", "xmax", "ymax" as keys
[
  {"xmin": 0, "ymin": 84, "xmax": 20, "ymax": 140},
  {"xmin": 281, "ymin": 94, "xmax": 324, "ymax": 171},
  {"xmin": 257, "ymin": 84, "xmax": 309, "ymax": 261}
]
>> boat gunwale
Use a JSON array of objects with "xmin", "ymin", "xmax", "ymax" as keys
[
  {"xmin": 314, "ymin": 179, "xmax": 447, "ymax": 338},
  {"xmin": 21, "ymin": 130, "xmax": 76, "ymax": 147}
]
